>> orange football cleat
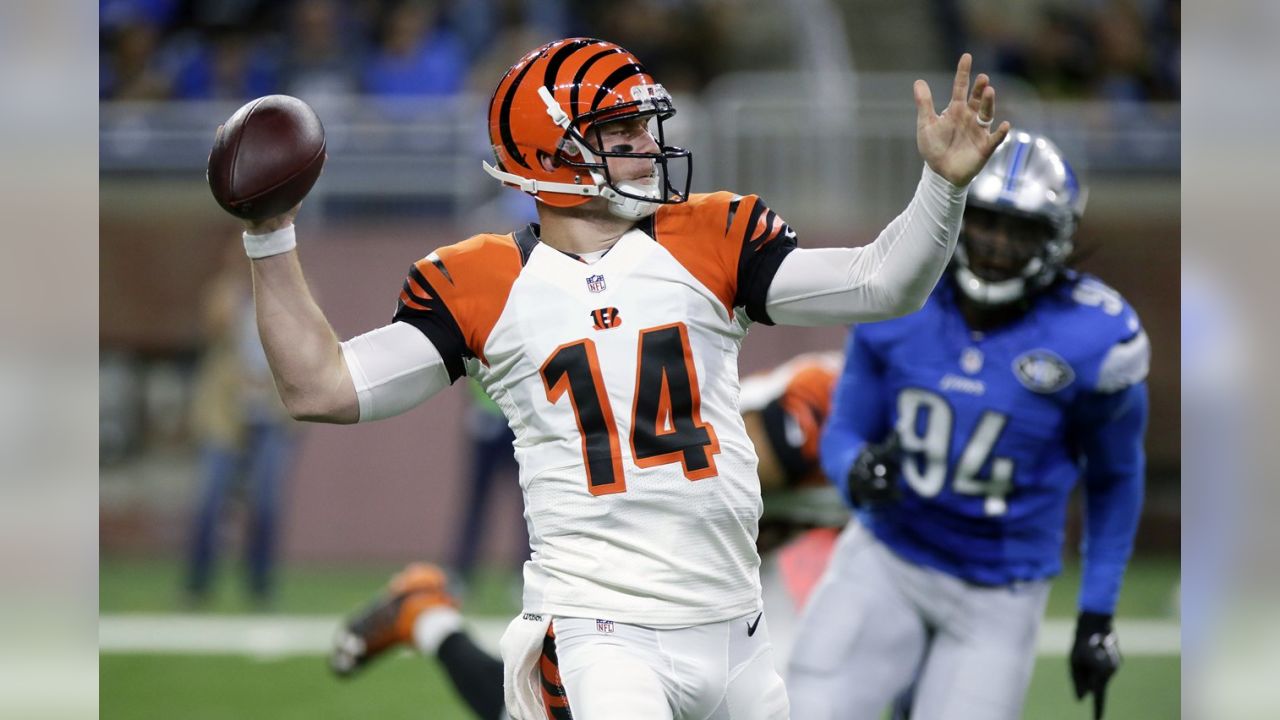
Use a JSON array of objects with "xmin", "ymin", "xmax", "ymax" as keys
[{"xmin": 331, "ymin": 563, "xmax": 457, "ymax": 677}]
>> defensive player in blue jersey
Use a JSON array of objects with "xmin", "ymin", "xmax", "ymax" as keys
[{"xmin": 786, "ymin": 131, "xmax": 1149, "ymax": 720}]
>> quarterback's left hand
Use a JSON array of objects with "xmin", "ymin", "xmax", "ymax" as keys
[
  {"xmin": 913, "ymin": 53, "xmax": 1011, "ymax": 186},
  {"xmin": 1070, "ymin": 612, "xmax": 1121, "ymax": 720}
]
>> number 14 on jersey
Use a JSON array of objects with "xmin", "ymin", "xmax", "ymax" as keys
[{"xmin": 540, "ymin": 322, "xmax": 721, "ymax": 496}]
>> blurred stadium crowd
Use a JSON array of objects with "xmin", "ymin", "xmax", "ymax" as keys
[
  {"xmin": 99, "ymin": 0, "xmax": 728, "ymax": 101},
  {"xmin": 100, "ymin": 0, "xmax": 1178, "ymax": 103}
]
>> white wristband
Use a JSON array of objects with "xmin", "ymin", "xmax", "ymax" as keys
[{"xmin": 243, "ymin": 224, "xmax": 297, "ymax": 259}]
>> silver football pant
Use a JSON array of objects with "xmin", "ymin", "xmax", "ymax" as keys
[{"xmin": 786, "ymin": 521, "xmax": 1049, "ymax": 720}]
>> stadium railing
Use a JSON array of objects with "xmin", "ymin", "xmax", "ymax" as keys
[{"xmin": 100, "ymin": 73, "xmax": 1180, "ymax": 231}]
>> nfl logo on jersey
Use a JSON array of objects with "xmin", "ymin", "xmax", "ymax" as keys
[
  {"xmin": 596, "ymin": 619, "xmax": 615, "ymax": 634},
  {"xmin": 586, "ymin": 274, "xmax": 607, "ymax": 293}
]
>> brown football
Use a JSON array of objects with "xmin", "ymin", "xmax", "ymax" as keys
[{"xmin": 207, "ymin": 94, "xmax": 326, "ymax": 222}]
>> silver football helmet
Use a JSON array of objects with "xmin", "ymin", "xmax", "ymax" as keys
[{"xmin": 954, "ymin": 131, "xmax": 1087, "ymax": 305}]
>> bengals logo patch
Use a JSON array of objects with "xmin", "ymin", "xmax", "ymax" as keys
[{"xmin": 591, "ymin": 307, "xmax": 622, "ymax": 331}]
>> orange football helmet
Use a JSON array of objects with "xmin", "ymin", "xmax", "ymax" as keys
[{"xmin": 483, "ymin": 38, "xmax": 691, "ymax": 220}]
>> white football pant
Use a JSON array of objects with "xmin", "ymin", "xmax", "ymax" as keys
[{"xmin": 552, "ymin": 612, "xmax": 790, "ymax": 719}]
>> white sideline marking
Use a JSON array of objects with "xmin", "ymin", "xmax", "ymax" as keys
[
  {"xmin": 98, "ymin": 615, "xmax": 507, "ymax": 659},
  {"xmin": 98, "ymin": 615, "xmax": 1181, "ymax": 658}
]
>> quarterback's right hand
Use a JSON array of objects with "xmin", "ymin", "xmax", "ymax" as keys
[
  {"xmin": 244, "ymin": 202, "xmax": 302, "ymax": 235},
  {"xmin": 846, "ymin": 434, "xmax": 901, "ymax": 508}
]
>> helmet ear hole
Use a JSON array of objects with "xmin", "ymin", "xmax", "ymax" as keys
[{"xmin": 536, "ymin": 150, "xmax": 561, "ymax": 172}]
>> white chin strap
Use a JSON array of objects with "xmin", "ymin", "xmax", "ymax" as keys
[
  {"xmin": 602, "ymin": 176, "xmax": 661, "ymax": 221},
  {"xmin": 480, "ymin": 86, "xmax": 662, "ymax": 221},
  {"xmin": 481, "ymin": 160, "xmax": 600, "ymax": 198}
]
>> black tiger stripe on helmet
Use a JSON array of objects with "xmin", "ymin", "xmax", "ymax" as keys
[
  {"xmin": 542, "ymin": 38, "xmax": 601, "ymax": 91},
  {"xmin": 493, "ymin": 52, "xmax": 542, "ymax": 170},
  {"xmin": 588, "ymin": 61, "xmax": 652, "ymax": 113},
  {"xmin": 569, "ymin": 46, "xmax": 625, "ymax": 113}
]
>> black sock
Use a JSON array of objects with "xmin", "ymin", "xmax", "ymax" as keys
[{"xmin": 436, "ymin": 631, "xmax": 505, "ymax": 719}]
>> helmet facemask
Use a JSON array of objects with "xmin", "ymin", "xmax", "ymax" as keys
[
  {"xmin": 553, "ymin": 92, "xmax": 691, "ymax": 220},
  {"xmin": 954, "ymin": 206, "xmax": 1064, "ymax": 305}
]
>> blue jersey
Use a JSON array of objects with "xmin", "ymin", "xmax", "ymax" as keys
[{"xmin": 820, "ymin": 273, "xmax": 1149, "ymax": 614}]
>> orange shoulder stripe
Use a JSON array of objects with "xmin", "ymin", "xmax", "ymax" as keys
[
  {"xmin": 412, "ymin": 233, "xmax": 523, "ymax": 364},
  {"xmin": 652, "ymin": 191, "xmax": 744, "ymax": 315}
]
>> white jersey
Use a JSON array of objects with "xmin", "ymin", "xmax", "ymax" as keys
[{"xmin": 392, "ymin": 192, "xmax": 798, "ymax": 627}]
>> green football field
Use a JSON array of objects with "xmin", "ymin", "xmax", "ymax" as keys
[
  {"xmin": 100, "ymin": 556, "xmax": 1180, "ymax": 718},
  {"xmin": 99, "ymin": 555, "xmax": 1180, "ymax": 618},
  {"xmin": 100, "ymin": 653, "xmax": 1179, "ymax": 719}
]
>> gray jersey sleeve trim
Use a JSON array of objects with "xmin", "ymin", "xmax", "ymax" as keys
[{"xmin": 1096, "ymin": 329, "xmax": 1150, "ymax": 393}]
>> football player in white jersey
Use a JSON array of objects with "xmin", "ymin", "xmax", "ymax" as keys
[
  {"xmin": 229, "ymin": 37, "xmax": 1008, "ymax": 720},
  {"xmin": 327, "ymin": 354, "xmax": 848, "ymax": 719}
]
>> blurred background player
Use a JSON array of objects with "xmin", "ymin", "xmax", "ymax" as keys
[
  {"xmin": 786, "ymin": 130, "xmax": 1149, "ymax": 720},
  {"xmin": 184, "ymin": 245, "xmax": 297, "ymax": 608},
  {"xmin": 739, "ymin": 352, "xmax": 849, "ymax": 668},
  {"xmin": 332, "ymin": 562, "xmax": 504, "ymax": 719},
  {"xmin": 330, "ymin": 352, "xmax": 849, "ymax": 717}
]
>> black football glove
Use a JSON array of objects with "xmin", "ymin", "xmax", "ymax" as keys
[
  {"xmin": 846, "ymin": 434, "xmax": 901, "ymax": 508},
  {"xmin": 1070, "ymin": 612, "xmax": 1121, "ymax": 720}
]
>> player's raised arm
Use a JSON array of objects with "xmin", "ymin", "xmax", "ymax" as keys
[
  {"xmin": 209, "ymin": 96, "xmax": 456, "ymax": 424},
  {"xmin": 242, "ymin": 212, "xmax": 463, "ymax": 425},
  {"xmin": 241, "ymin": 213, "xmax": 359, "ymax": 423},
  {"xmin": 243, "ymin": 209, "xmax": 463, "ymax": 425},
  {"xmin": 206, "ymin": 96, "xmax": 360, "ymax": 423},
  {"xmin": 764, "ymin": 54, "xmax": 1010, "ymax": 325}
]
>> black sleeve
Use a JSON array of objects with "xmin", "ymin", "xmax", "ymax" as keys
[
  {"xmin": 436, "ymin": 631, "xmax": 505, "ymax": 719},
  {"xmin": 391, "ymin": 262, "xmax": 471, "ymax": 383},
  {"xmin": 731, "ymin": 197, "xmax": 799, "ymax": 325}
]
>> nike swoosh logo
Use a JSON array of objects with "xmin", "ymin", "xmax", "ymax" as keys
[{"xmin": 746, "ymin": 612, "xmax": 763, "ymax": 637}]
